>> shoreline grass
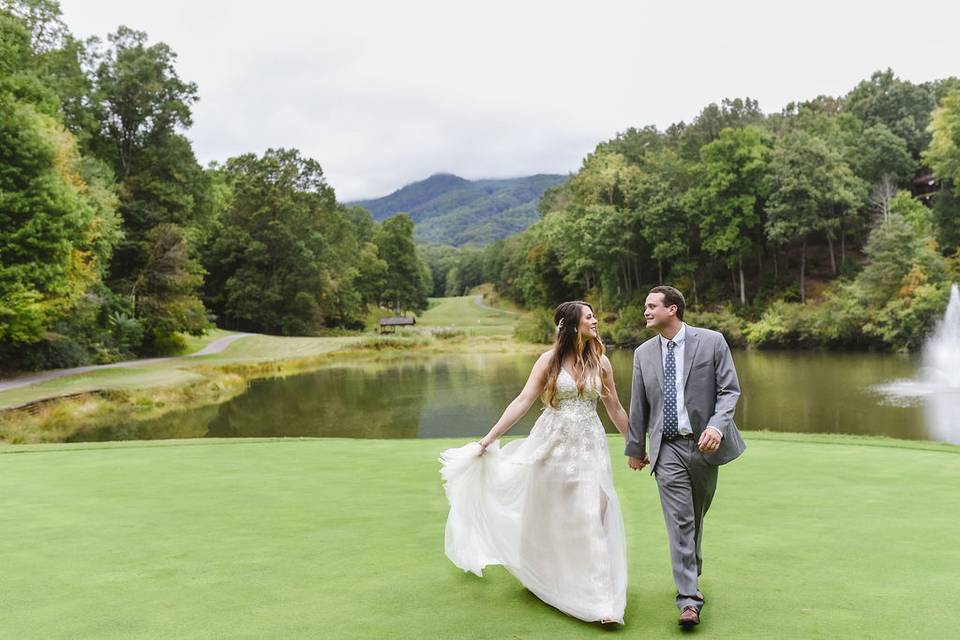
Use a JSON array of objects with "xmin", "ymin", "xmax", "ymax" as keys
[
  {"xmin": 0, "ymin": 294, "xmax": 540, "ymax": 443},
  {"xmin": 0, "ymin": 433, "xmax": 956, "ymax": 638},
  {"xmin": 0, "ymin": 333, "xmax": 542, "ymax": 444}
]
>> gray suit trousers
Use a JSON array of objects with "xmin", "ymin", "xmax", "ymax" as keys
[{"xmin": 655, "ymin": 437, "xmax": 717, "ymax": 611}]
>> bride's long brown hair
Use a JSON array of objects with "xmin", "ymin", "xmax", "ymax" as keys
[{"xmin": 542, "ymin": 301, "xmax": 611, "ymax": 408}]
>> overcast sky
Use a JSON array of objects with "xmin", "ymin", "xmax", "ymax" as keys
[{"xmin": 59, "ymin": 0, "xmax": 959, "ymax": 200}]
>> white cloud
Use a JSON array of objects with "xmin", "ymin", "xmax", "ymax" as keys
[{"xmin": 59, "ymin": 0, "xmax": 960, "ymax": 199}]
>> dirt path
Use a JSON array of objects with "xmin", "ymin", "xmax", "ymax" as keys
[
  {"xmin": 0, "ymin": 333, "xmax": 255, "ymax": 393},
  {"xmin": 473, "ymin": 294, "xmax": 519, "ymax": 315}
]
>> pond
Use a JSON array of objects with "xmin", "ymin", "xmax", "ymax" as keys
[{"xmin": 69, "ymin": 348, "xmax": 959, "ymax": 444}]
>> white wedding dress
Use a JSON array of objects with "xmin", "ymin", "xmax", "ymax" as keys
[{"xmin": 439, "ymin": 368, "xmax": 627, "ymax": 623}]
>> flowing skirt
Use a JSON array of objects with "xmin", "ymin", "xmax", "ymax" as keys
[{"xmin": 439, "ymin": 407, "xmax": 627, "ymax": 623}]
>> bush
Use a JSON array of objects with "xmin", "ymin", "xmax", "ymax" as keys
[
  {"xmin": 685, "ymin": 308, "xmax": 747, "ymax": 347},
  {"xmin": 148, "ymin": 331, "xmax": 188, "ymax": 356},
  {"xmin": 865, "ymin": 281, "xmax": 951, "ymax": 351},
  {"xmin": 808, "ymin": 282, "xmax": 876, "ymax": 348},
  {"xmin": 744, "ymin": 301, "xmax": 814, "ymax": 348},
  {"xmin": 514, "ymin": 308, "xmax": 555, "ymax": 344},
  {"xmin": 604, "ymin": 305, "xmax": 652, "ymax": 346},
  {"xmin": 433, "ymin": 328, "xmax": 466, "ymax": 340},
  {"xmin": 357, "ymin": 334, "xmax": 434, "ymax": 351}
]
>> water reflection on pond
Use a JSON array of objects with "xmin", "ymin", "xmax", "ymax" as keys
[{"xmin": 71, "ymin": 348, "xmax": 958, "ymax": 443}]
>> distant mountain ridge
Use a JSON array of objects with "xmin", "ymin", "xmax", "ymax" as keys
[{"xmin": 351, "ymin": 173, "xmax": 566, "ymax": 246}]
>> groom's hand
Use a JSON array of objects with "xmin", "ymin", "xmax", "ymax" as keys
[
  {"xmin": 628, "ymin": 455, "xmax": 648, "ymax": 471},
  {"xmin": 698, "ymin": 428, "xmax": 722, "ymax": 454}
]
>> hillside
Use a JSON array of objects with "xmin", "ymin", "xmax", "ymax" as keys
[{"xmin": 351, "ymin": 173, "xmax": 566, "ymax": 245}]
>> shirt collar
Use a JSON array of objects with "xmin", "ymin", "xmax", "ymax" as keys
[{"xmin": 660, "ymin": 323, "xmax": 686, "ymax": 348}]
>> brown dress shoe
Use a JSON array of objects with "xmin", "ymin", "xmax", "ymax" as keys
[{"xmin": 678, "ymin": 606, "xmax": 700, "ymax": 629}]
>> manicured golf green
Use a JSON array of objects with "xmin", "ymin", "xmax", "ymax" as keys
[
  {"xmin": 1, "ymin": 433, "xmax": 957, "ymax": 639},
  {"xmin": 418, "ymin": 295, "xmax": 518, "ymax": 335}
]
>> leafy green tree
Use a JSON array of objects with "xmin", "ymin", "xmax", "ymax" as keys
[
  {"xmin": 849, "ymin": 123, "xmax": 916, "ymax": 186},
  {"xmin": 925, "ymin": 89, "xmax": 960, "ymax": 189},
  {"xmin": 630, "ymin": 148, "xmax": 696, "ymax": 286},
  {"xmin": 690, "ymin": 126, "xmax": 770, "ymax": 304},
  {"xmin": 88, "ymin": 26, "xmax": 196, "ymax": 177},
  {"xmin": 856, "ymin": 192, "xmax": 943, "ymax": 306},
  {"xmin": 132, "ymin": 223, "xmax": 208, "ymax": 352},
  {"xmin": 82, "ymin": 26, "xmax": 217, "ymax": 349},
  {"xmin": 930, "ymin": 189, "xmax": 960, "ymax": 254},
  {"xmin": 374, "ymin": 215, "xmax": 429, "ymax": 314},
  {"xmin": 596, "ymin": 125, "xmax": 667, "ymax": 165},
  {"xmin": 677, "ymin": 97, "xmax": 764, "ymax": 160},
  {"xmin": 845, "ymin": 69, "xmax": 936, "ymax": 158},
  {"xmin": 0, "ymin": 90, "xmax": 121, "ymax": 363},
  {"xmin": 204, "ymin": 149, "xmax": 363, "ymax": 334},
  {"xmin": 2, "ymin": 0, "xmax": 68, "ymax": 52},
  {"xmin": 765, "ymin": 131, "xmax": 864, "ymax": 302},
  {"xmin": 355, "ymin": 242, "xmax": 389, "ymax": 302},
  {"xmin": 2, "ymin": 0, "xmax": 97, "ymax": 144}
]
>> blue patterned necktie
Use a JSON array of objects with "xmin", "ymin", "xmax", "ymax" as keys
[{"xmin": 663, "ymin": 340, "xmax": 679, "ymax": 440}]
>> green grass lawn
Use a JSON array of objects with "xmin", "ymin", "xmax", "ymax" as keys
[
  {"xmin": 0, "ymin": 366, "xmax": 211, "ymax": 410},
  {"xmin": 190, "ymin": 334, "xmax": 360, "ymax": 364},
  {"xmin": 0, "ymin": 335, "xmax": 361, "ymax": 410},
  {"xmin": 178, "ymin": 328, "xmax": 236, "ymax": 355},
  {"xmin": 1, "ymin": 433, "xmax": 956, "ymax": 639},
  {"xmin": 417, "ymin": 295, "xmax": 518, "ymax": 336}
]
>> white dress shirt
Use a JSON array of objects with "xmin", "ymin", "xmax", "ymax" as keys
[{"xmin": 659, "ymin": 323, "xmax": 723, "ymax": 439}]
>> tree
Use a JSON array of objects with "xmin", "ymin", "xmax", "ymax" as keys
[
  {"xmin": 630, "ymin": 148, "xmax": 696, "ymax": 286},
  {"xmin": 765, "ymin": 131, "xmax": 864, "ymax": 302},
  {"xmin": 849, "ymin": 123, "xmax": 916, "ymax": 187},
  {"xmin": 133, "ymin": 223, "xmax": 208, "ymax": 351},
  {"xmin": 552, "ymin": 152, "xmax": 643, "ymax": 294},
  {"xmin": 204, "ymin": 149, "xmax": 363, "ymax": 334},
  {"xmin": 691, "ymin": 126, "xmax": 770, "ymax": 304},
  {"xmin": 596, "ymin": 125, "xmax": 667, "ymax": 165},
  {"xmin": 88, "ymin": 26, "xmax": 197, "ymax": 178},
  {"xmin": 373, "ymin": 215, "xmax": 429, "ymax": 314},
  {"xmin": 845, "ymin": 69, "xmax": 936, "ymax": 158},
  {"xmin": 0, "ymin": 90, "xmax": 121, "ymax": 361},
  {"xmin": 856, "ymin": 192, "xmax": 944, "ymax": 307},
  {"xmin": 925, "ymin": 89, "xmax": 960, "ymax": 190},
  {"xmin": 83, "ymin": 26, "xmax": 216, "ymax": 349},
  {"xmin": 677, "ymin": 97, "xmax": 764, "ymax": 160}
]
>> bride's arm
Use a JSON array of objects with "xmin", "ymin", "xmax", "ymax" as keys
[
  {"xmin": 599, "ymin": 355, "xmax": 629, "ymax": 438},
  {"xmin": 479, "ymin": 351, "xmax": 552, "ymax": 451}
]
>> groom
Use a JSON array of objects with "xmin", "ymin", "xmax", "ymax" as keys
[{"xmin": 625, "ymin": 285, "xmax": 745, "ymax": 629}]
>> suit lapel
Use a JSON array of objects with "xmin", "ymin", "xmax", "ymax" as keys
[
  {"xmin": 650, "ymin": 339, "xmax": 664, "ymax": 391},
  {"xmin": 682, "ymin": 327, "xmax": 700, "ymax": 390}
]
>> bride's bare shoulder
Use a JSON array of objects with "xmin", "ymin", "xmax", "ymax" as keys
[{"xmin": 534, "ymin": 349, "xmax": 556, "ymax": 368}]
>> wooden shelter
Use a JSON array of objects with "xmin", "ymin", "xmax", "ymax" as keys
[{"xmin": 378, "ymin": 316, "xmax": 416, "ymax": 334}]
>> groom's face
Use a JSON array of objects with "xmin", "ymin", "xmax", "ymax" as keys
[{"xmin": 644, "ymin": 293, "xmax": 676, "ymax": 330}]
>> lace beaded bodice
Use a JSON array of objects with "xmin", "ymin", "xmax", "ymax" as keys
[
  {"xmin": 528, "ymin": 368, "xmax": 608, "ymax": 465},
  {"xmin": 552, "ymin": 367, "xmax": 602, "ymax": 419}
]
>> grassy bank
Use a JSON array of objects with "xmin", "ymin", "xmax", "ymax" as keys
[
  {"xmin": 0, "ymin": 433, "xmax": 956, "ymax": 638},
  {"xmin": 0, "ymin": 296, "xmax": 535, "ymax": 443}
]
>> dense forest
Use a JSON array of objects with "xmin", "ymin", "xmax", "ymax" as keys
[
  {"xmin": 430, "ymin": 80, "xmax": 960, "ymax": 351},
  {"xmin": 0, "ymin": 0, "xmax": 430, "ymax": 370},
  {"xmin": 5, "ymin": 1, "xmax": 960, "ymax": 374}
]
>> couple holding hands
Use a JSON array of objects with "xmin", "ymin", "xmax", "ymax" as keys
[{"xmin": 440, "ymin": 285, "xmax": 744, "ymax": 629}]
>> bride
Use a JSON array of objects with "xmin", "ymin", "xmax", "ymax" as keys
[{"xmin": 440, "ymin": 300, "xmax": 631, "ymax": 625}]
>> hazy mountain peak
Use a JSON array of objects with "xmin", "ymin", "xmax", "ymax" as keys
[{"xmin": 352, "ymin": 173, "xmax": 566, "ymax": 246}]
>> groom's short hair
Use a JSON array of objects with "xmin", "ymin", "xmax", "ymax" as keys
[{"xmin": 649, "ymin": 285, "xmax": 685, "ymax": 320}]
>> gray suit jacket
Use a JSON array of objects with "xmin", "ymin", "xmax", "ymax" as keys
[{"xmin": 625, "ymin": 325, "xmax": 745, "ymax": 470}]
